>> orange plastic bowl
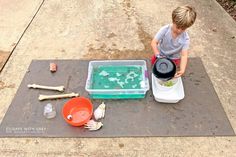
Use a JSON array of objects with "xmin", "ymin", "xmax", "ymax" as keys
[{"xmin": 62, "ymin": 97, "xmax": 93, "ymax": 126}]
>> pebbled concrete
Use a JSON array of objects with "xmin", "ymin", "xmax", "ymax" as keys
[{"xmin": 0, "ymin": 0, "xmax": 44, "ymax": 71}]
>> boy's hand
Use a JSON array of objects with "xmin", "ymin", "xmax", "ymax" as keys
[
  {"xmin": 174, "ymin": 70, "xmax": 184, "ymax": 78},
  {"xmin": 156, "ymin": 54, "xmax": 161, "ymax": 59},
  {"xmin": 155, "ymin": 54, "xmax": 165, "ymax": 59}
]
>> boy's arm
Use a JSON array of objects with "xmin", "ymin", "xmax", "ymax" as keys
[
  {"xmin": 151, "ymin": 39, "xmax": 160, "ymax": 56},
  {"xmin": 175, "ymin": 50, "xmax": 188, "ymax": 78},
  {"xmin": 151, "ymin": 25, "xmax": 169, "ymax": 57}
]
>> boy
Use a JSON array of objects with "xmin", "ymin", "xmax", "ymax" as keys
[{"xmin": 151, "ymin": 5, "xmax": 197, "ymax": 78}]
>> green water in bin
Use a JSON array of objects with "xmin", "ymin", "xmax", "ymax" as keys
[{"xmin": 91, "ymin": 65, "xmax": 143, "ymax": 90}]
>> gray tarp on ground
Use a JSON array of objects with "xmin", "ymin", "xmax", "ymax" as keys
[{"xmin": 0, "ymin": 58, "xmax": 234, "ymax": 137}]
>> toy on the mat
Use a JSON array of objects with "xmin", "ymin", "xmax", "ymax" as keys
[
  {"xmin": 152, "ymin": 58, "xmax": 185, "ymax": 103},
  {"xmin": 62, "ymin": 97, "xmax": 93, "ymax": 126},
  {"xmin": 84, "ymin": 119, "xmax": 103, "ymax": 131},
  {"xmin": 50, "ymin": 63, "xmax": 57, "ymax": 72},
  {"xmin": 94, "ymin": 102, "xmax": 106, "ymax": 120},
  {"xmin": 85, "ymin": 60, "xmax": 150, "ymax": 99},
  {"xmin": 43, "ymin": 103, "xmax": 56, "ymax": 119},
  {"xmin": 28, "ymin": 84, "xmax": 65, "ymax": 92},
  {"xmin": 39, "ymin": 92, "xmax": 79, "ymax": 101}
]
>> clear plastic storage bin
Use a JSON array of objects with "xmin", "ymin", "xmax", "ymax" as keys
[{"xmin": 85, "ymin": 60, "xmax": 150, "ymax": 99}]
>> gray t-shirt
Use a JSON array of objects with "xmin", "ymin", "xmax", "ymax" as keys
[{"xmin": 154, "ymin": 24, "xmax": 190, "ymax": 59}]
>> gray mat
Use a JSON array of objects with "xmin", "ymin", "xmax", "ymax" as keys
[{"xmin": 0, "ymin": 58, "xmax": 234, "ymax": 137}]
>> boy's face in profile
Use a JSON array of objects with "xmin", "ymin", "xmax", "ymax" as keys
[{"xmin": 172, "ymin": 23, "xmax": 186, "ymax": 35}]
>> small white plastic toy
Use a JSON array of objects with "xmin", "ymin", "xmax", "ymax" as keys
[
  {"xmin": 94, "ymin": 102, "xmax": 106, "ymax": 120},
  {"xmin": 84, "ymin": 120, "xmax": 103, "ymax": 131}
]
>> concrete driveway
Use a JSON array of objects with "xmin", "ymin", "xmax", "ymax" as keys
[{"xmin": 0, "ymin": 0, "xmax": 236, "ymax": 156}]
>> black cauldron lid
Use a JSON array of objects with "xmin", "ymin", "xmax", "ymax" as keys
[{"xmin": 152, "ymin": 58, "xmax": 176, "ymax": 81}]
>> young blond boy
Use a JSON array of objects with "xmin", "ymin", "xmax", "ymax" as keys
[{"xmin": 151, "ymin": 5, "xmax": 197, "ymax": 78}]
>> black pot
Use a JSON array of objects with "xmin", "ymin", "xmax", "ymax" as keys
[{"xmin": 152, "ymin": 58, "xmax": 176, "ymax": 81}]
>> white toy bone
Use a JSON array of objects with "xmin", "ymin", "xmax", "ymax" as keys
[
  {"xmin": 116, "ymin": 72, "xmax": 121, "ymax": 77},
  {"xmin": 117, "ymin": 81, "xmax": 125, "ymax": 88},
  {"xmin": 94, "ymin": 102, "xmax": 106, "ymax": 120},
  {"xmin": 38, "ymin": 92, "xmax": 79, "ymax": 101},
  {"xmin": 99, "ymin": 70, "xmax": 109, "ymax": 76},
  {"xmin": 84, "ymin": 120, "xmax": 103, "ymax": 131},
  {"xmin": 108, "ymin": 77, "xmax": 120, "ymax": 82},
  {"xmin": 125, "ymin": 71, "xmax": 138, "ymax": 83},
  {"xmin": 28, "ymin": 84, "xmax": 64, "ymax": 92}
]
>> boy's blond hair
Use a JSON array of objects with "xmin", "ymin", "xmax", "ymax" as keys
[{"xmin": 172, "ymin": 5, "xmax": 197, "ymax": 29}]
